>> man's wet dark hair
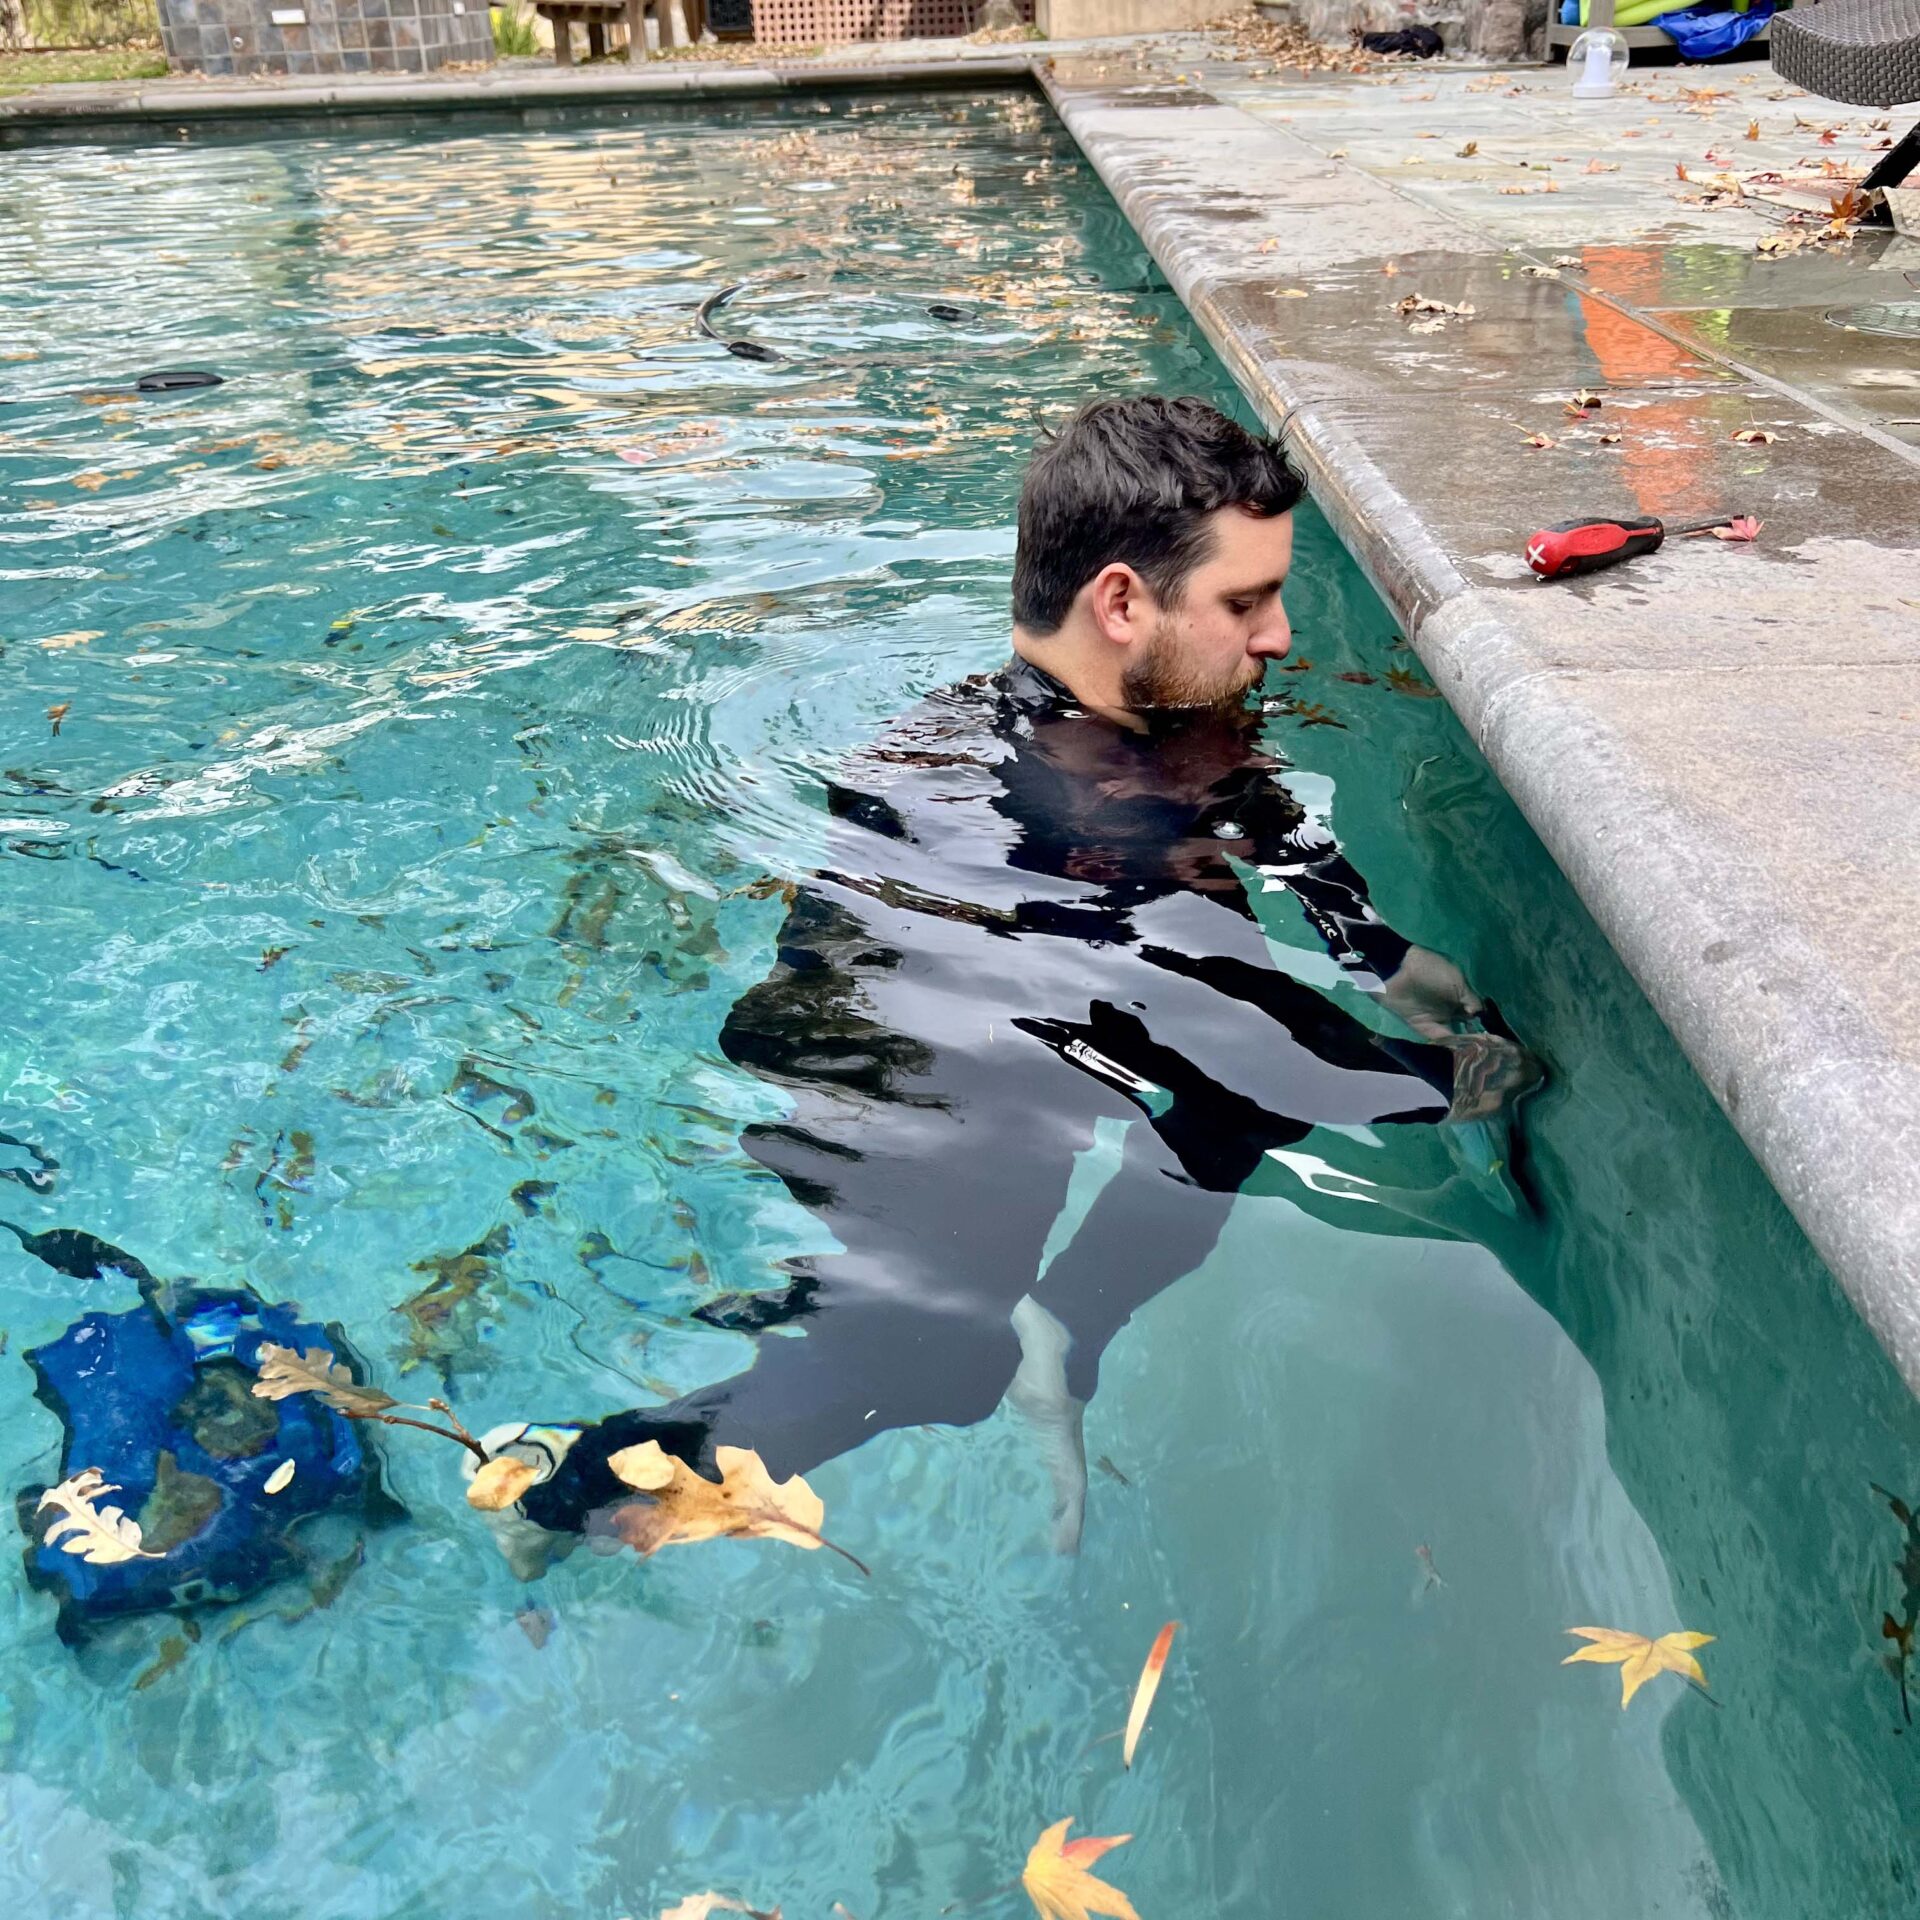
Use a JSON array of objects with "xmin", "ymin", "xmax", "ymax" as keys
[{"xmin": 1012, "ymin": 395, "xmax": 1305, "ymax": 635}]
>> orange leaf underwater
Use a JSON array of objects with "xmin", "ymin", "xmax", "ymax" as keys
[
  {"xmin": 1123, "ymin": 1622, "xmax": 1178, "ymax": 1769},
  {"xmin": 1022, "ymin": 1820, "xmax": 1140, "ymax": 1920},
  {"xmin": 1563, "ymin": 1626, "xmax": 1714, "ymax": 1707}
]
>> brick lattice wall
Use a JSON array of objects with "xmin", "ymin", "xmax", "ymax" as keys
[{"xmin": 158, "ymin": 0, "xmax": 494, "ymax": 74}]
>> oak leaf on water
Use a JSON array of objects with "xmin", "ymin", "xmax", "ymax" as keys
[
  {"xmin": 252, "ymin": 1343, "xmax": 398, "ymax": 1419},
  {"xmin": 37, "ymin": 1468, "xmax": 159, "ymax": 1565},
  {"xmin": 607, "ymin": 1442, "xmax": 868, "ymax": 1573},
  {"xmin": 1022, "ymin": 1820, "xmax": 1140, "ymax": 1920},
  {"xmin": 1563, "ymin": 1626, "xmax": 1714, "ymax": 1707}
]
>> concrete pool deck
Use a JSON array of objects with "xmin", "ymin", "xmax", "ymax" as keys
[{"xmin": 5, "ymin": 33, "xmax": 1919, "ymax": 1396}]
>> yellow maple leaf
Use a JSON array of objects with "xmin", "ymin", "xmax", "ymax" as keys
[
  {"xmin": 606, "ymin": 1441, "xmax": 866, "ymax": 1573},
  {"xmin": 1022, "ymin": 1820, "xmax": 1139, "ymax": 1920},
  {"xmin": 1563, "ymin": 1626, "xmax": 1714, "ymax": 1707}
]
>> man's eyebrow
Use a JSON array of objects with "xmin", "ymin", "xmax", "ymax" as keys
[{"xmin": 1222, "ymin": 576, "xmax": 1287, "ymax": 598}]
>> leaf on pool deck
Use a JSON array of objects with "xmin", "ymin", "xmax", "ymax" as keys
[
  {"xmin": 1457, "ymin": 139, "xmax": 1478, "ymax": 157},
  {"xmin": 1123, "ymin": 1621, "xmax": 1177, "ymax": 1769},
  {"xmin": 1564, "ymin": 388, "xmax": 1605, "ymax": 414},
  {"xmin": 37, "ymin": 1468, "xmax": 160, "ymax": 1564},
  {"xmin": 1392, "ymin": 293, "xmax": 1475, "ymax": 319},
  {"xmin": 1747, "ymin": 118, "xmax": 1762, "ymax": 140},
  {"xmin": 1708, "ymin": 516, "xmax": 1764, "ymax": 542},
  {"xmin": 467, "ymin": 1455, "xmax": 541, "ymax": 1511},
  {"xmin": 1522, "ymin": 432, "xmax": 1557, "ymax": 450},
  {"xmin": 1732, "ymin": 427, "xmax": 1777, "ymax": 444},
  {"xmin": 655, "ymin": 1895, "xmax": 781, "ymax": 1920},
  {"xmin": 252, "ymin": 1342, "xmax": 398, "ymax": 1418},
  {"xmin": 264, "ymin": 1459, "xmax": 296, "ymax": 1495},
  {"xmin": 1022, "ymin": 1820, "xmax": 1140, "ymax": 1920},
  {"xmin": 1552, "ymin": 254, "xmax": 1583, "ymax": 268},
  {"xmin": 1563, "ymin": 1626, "xmax": 1715, "ymax": 1707},
  {"xmin": 607, "ymin": 1441, "xmax": 867, "ymax": 1572}
]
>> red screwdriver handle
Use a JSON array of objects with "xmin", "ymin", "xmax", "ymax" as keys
[{"xmin": 1526, "ymin": 515, "xmax": 1666, "ymax": 580}]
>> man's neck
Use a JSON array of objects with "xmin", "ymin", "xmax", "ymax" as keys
[{"xmin": 1011, "ymin": 629, "xmax": 1143, "ymax": 732}]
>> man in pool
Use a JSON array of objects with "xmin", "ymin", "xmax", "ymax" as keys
[{"xmin": 512, "ymin": 395, "xmax": 1537, "ymax": 1552}]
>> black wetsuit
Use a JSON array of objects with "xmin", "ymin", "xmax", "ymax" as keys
[{"xmin": 524, "ymin": 660, "xmax": 1478, "ymax": 1528}]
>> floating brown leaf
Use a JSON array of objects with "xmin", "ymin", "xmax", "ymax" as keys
[
  {"xmin": 657, "ymin": 1897, "xmax": 781, "ymax": 1920},
  {"xmin": 467, "ymin": 1455, "xmax": 541, "ymax": 1511},
  {"xmin": 38, "ymin": 1468, "xmax": 159, "ymax": 1565},
  {"xmin": 1022, "ymin": 1821, "xmax": 1139, "ymax": 1920},
  {"xmin": 607, "ymin": 1441, "xmax": 866, "ymax": 1572},
  {"xmin": 1563, "ymin": 1626, "xmax": 1714, "ymax": 1707},
  {"xmin": 252, "ymin": 1343, "xmax": 398, "ymax": 1418},
  {"xmin": 46, "ymin": 702, "xmax": 70, "ymax": 736}
]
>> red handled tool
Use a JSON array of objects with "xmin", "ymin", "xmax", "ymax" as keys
[{"xmin": 1525, "ymin": 513, "xmax": 1749, "ymax": 580}]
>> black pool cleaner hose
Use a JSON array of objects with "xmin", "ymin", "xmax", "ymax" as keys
[{"xmin": 133, "ymin": 369, "xmax": 225, "ymax": 394}]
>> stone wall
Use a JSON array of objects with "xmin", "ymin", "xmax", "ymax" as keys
[{"xmin": 158, "ymin": 0, "xmax": 494, "ymax": 74}]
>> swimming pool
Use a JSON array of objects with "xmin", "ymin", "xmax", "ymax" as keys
[{"xmin": 1, "ymin": 91, "xmax": 1916, "ymax": 1920}]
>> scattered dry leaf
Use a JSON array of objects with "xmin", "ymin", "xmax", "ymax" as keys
[
  {"xmin": 1564, "ymin": 1626, "xmax": 1714, "ymax": 1707},
  {"xmin": 1732, "ymin": 427, "xmax": 1777, "ymax": 444},
  {"xmin": 70, "ymin": 471, "xmax": 109, "ymax": 492},
  {"xmin": 252, "ymin": 1343, "xmax": 398, "ymax": 1418},
  {"xmin": 1564, "ymin": 388, "xmax": 1605, "ymax": 414},
  {"xmin": 1022, "ymin": 1821, "xmax": 1139, "ymax": 1920},
  {"xmin": 468, "ymin": 1455, "xmax": 541, "ymax": 1511},
  {"xmin": 1457, "ymin": 139, "xmax": 1478, "ymax": 158},
  {"xmin": 1746, "ymin": 119, "xmax": 1761, "ymax": 140},
  {"xmin": 39, "ymin": 631, "xmax": 101, "ymax": 651},
  {"xmin": 1123, "ymin": 1622, "xmax": 1177, "ymax": 1769},
  {"xmin": 607, "ymin": 1441, "xmax": 864, "ymax": 1571},
  {"xmin": 1709, "ymin": 516, "xmax": 1763, "ymax": 541},
  {"xmin": 1271, "ymin": 288, "xmax": 1311, "ymax": 299},
  {"xmin": 1392, "ymin": 294, "xmax": 1475, "ymax": 319},
  {"xmin": 1552, "ymin": 254, "xmax": 1582, "ymax": 268},
  {"xmin": 1521, "ymin": 264, "xmax": 1561, "ymax": 279},
  {"xmin": 1522, "ymin": 432, "xmax": 1557, "ymax": 450},
  {"xmin": 46, "ymin": 702, "xmax": 71, "ymax": 736},
  {"xmin": 37, "ymin": 1468, "xmax": 158, "ymax": 1565},
  {"xmin": 1585, "ymin": 158, "xmax": 1621, "ymax": 173}
]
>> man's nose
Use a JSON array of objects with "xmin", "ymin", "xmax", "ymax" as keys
[{"xmin": 1248, "ymin": 611, "xmax": 1292, "ymax": 660}]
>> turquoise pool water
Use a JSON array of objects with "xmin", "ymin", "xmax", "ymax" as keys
[{"xmin": 1, "ymin": 93, "xmax": 1916, "ymax": 1920}]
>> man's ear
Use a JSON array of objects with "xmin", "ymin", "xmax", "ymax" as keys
[{"xmin": 1085, "ymin": 563, "xmax": 1152, "ymax": 648}]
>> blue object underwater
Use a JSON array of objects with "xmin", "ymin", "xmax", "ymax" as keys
[{"xmin": 20, "ymin": 1276, "xmax": 401, "ymax": 1639}]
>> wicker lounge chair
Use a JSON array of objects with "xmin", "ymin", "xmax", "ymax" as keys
[{"xmin": 1771, "ymin": 0, "xmax": 1920, "ymax": 191}]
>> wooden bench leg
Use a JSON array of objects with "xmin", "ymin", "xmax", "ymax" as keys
[
  {"xmin": 586, "ymin": 16, "xmax": 605, "ymax": 54},
  {"xmin": 624, "ymin": 0, "xmax": 644, "ymax": 58},
  {"xmin": 552, "ymin": 14, "xmax": 572, "ymax": 61}
]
